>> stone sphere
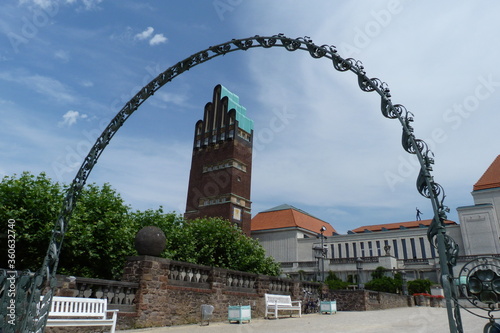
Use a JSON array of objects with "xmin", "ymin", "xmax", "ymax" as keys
[{"xmin": 134, "ymin": 226, "xmax": 166, "ymax": 256}]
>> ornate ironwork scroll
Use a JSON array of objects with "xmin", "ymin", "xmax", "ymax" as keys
[
  {"xmin": 0, "ymin": 33, "xmax": 463, "ymax": 332},
  {"xmin": 456, "ymin": 257, "xmax": 500, "ymax": 331}
]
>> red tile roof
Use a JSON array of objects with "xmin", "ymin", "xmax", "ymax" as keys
[
  {"xmin": 474, "ymin": 155, "xmax": 500, "ymax": 191},
  {"xmin": 251, "ymin": 204, "xmax": 337, "ymax": 235},
  {"xmin": 351, "ymin": 219, "xmax": 457, "ymax": 233}
]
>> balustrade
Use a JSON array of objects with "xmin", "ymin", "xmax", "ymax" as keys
[
  {"xmin": 225, "ymin": 271, "xmax": 257, "ymax": 292},
  {"xmin": 167, "ymin": 262, "xmax": 210, "ymax": 287},
  {"xmin": 73, "ymin": 277, "xmax": 138, "ymax": 312}
]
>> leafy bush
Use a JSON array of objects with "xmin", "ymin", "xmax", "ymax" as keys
[
  {"xmin": 325, "ymin": 271, "xmax": 349, "ymax": 290},
  {"xmin": 408, "ymin": 279, "xmax": 432, "ymax": 295},
  {"xmin": 0, "ymin": 172, "xmax": 63, "ymax": 270},
  {"xmin": 365, "ymin": 276, "xmax": 401, "ymax": 293},
  {"xmin": 371, "ymin": 266, "xmax": 387, "ymax": 279}
]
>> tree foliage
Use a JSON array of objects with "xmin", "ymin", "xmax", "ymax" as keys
[
  {"xmin": 324, "ymin": 271, "xmax": 349, "ymax": 290},
  {"xmin": 0, "ymin": 172, "xmax": 281, "ymax": 280},
  {"xmin": 365, "ymin": 271, "xmax": 403, "ymax": 294},
  {"xmin": 371, "ymin": 266, "xmax": 387, "ymax": 279},
  {"xmin": 408, "ymin": 279, "xmax": 432, "ymax": 295},
  {"xmin": 0, "ymin": 172, "xmax": 62, "ymax": 270},
  {"xmin": 175, "ymin": 217, "xmax": 281, "ymax": 275},
  {"xmin": 58, "ymin": 183, "xmax": 134, "ymax": 279}
]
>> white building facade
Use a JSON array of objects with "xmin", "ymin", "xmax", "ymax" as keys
[{"xmin": 252, "ymin": 155, "xmax": 500, "ymax": 284}]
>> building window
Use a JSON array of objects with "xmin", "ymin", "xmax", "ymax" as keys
[
  {"xmin": 331, "ymin": 244, "xmax": 335, "ymax": 258},
  {"xmin": 360, "ymin": 242, "xmax": 365, "ymax": 257},
  {"xmin": 352, "ymin": 242, "xmax": 357, "ymax": 258},
  {"xmin": 392, "ymin": 239, "xmax": 399, "ymax": 258},
  {"xmin": 419, "ymin": 237, "xmax": 427, "ymax": 259},
  {"xmin": 345, "ymin": 243, "xmax": 350, "ymax": 258},
  {"xmin": 338, "ymin": 244, "xmax": 342, "ymax": 259},
  {"xmin": 430, "ymin": 242, "xmax": 436, "ymax": 258},
  {"xmin": 376, "ymin": 241, "xmax": 381, "ymax": 257},
  {"xmin": 410, "ymin": 238, "xmax": 417, "ymax": 259},
  {"xmin": 368, "ymin": 241, "xmax": 373, "ymax": 257},
  {"xmin": 402, "ymin": 239, "xmax": 408, "ymax": 260}
]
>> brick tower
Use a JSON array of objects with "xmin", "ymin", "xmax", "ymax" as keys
[{"xmin": 184, "ymin": 84, "xmax": 253, "ymax": 236}]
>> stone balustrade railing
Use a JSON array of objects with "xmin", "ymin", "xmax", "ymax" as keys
[
  {"xmin": 268, "ymin": 276, "xmax": 294, "ymax": 294},
  {"xmin": 55, "ymin": 275, "xmax": 138, "ymax": 312},
  {"xmin": 225, "ymin": 269, "xmax": 258, "ymax": 292},
  {"xmin": 168, "ymin": 262, "xmax": 211, "ymax": 286}
]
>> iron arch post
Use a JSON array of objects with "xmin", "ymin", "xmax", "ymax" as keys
[{"xmin": 0, "ymin": 34, "xmax": 463, "ymax": 333}]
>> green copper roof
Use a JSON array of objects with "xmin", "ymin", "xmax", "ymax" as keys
[{"xmin": 220, "ymin": 85, "xmax": 253, "ymax": 133}]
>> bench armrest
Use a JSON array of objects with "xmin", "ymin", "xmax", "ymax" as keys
[
  {"xmin": 106, "ymin": 309, "xmax": 119, "ymax": 319},
  {"xmin": 291, "ymin": 301, "xmax": 302, "ymax": 306}
]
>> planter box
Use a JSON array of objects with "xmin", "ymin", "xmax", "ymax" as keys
[
  {"xmin": 320, "ymin": 301, "xmax": 337, "ymax": 315},
  {"xmin": 228, "ymin": 305, "xmax": 251, "ymax": 324}
]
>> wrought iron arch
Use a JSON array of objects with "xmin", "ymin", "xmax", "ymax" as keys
[{"xmin": 0, "ymin": 34, "xmax": 464, "ymax": 332}]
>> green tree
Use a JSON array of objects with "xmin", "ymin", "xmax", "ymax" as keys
[
  {"xmin": 371, "ymin": 266, "xmax": 387, "ymax": 279},
  {"xmin": 0, "ymin": 172, "xmax": 63, "ymax": 270},
  {"xmin": 58, "ymin": 183, "xmax": 135, "ymax": 279},
  {"xmin": 166, "ymin": 217, "xmax": 281, "ymax": 276},
  {"xmin": 1, "ymin": 172, "xmax": 281, "ymax": 279},
  {"xmin": 365, "ymin": 276, "xmax": 399, "ymax": 293},
  {"xmin": 408, "ymin": 279, "xmax": 432, "ymax": 295},
  {"xmin": 364, "ymin": 269, "xmax": 403, "ymax": 294},
  {"xmin": 325, "ymin": 271, "xmax": 349, "ymax": 290}
]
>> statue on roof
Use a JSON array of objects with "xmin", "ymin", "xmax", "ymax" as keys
[{"xmin": 416, "ymin": 207, "xmax": 422, "ymax": 221}]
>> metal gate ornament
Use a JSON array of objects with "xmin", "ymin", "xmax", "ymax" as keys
[{"xmin": 0, "ymin": 33, "xmax": 476, "ymax": 332}]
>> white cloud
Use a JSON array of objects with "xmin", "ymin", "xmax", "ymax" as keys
[
  {"xmin": 133, "ymin": 27, "xmax": 167, "ymax": 46},
  {"xmin": 58, "ymin": 110, "xmax": 87, "ymax": 127},
  {"xmin": 149, "ymin": 33, "xmax": 167, "ymax": 46},
  {"xmin": 54, "ymin": 49, "xmax": 70, "ymax": 62},
  {"xmin": 135, "ymin": 27, "xmax": 154, "ymax": 40},
  {"xmin": 19, "ymin": 0, "xmax": 55, "ymax": 9},
  {"xmin": 154, "ymin": 91, "xmax": 186, "ymax": 107},
  {"xmin": 81, "ymin": 0, "xmax": 102, "ymax": 10},
  {"xmin": 19, "ymin": 0, "xmax": 102, "ymax": 10},
  {"xmin": 80, "ymin": 80, "xmax": 93, "ymax": 87},
  {"xmin": 0, "ymin": 71, "xmax": 77, "ymax": 103}
]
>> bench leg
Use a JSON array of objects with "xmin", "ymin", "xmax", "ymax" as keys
[{"xmin": 110, "ymin": 312, "xmax": 117, "ymax": 333}]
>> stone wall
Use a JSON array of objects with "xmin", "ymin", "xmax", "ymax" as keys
[
  {"xmin": 120, "ymin": 255, "xmax": 321, "ymax": 328},
  {"xmin": 328, "ymin": 289, "xmax": 413, "ymax": 311},
  {"xmin": 50, "ymin": 256, "xmax": 417, "ymax": 330}
]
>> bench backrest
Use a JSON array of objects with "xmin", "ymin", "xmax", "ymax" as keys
[
  {"xmin": 265, "ymin": 294, "xmax": 293, "ymax": 306},
  {"xmin": 48, "ymin": 296, "xmax": 108, "ymax": 319}
]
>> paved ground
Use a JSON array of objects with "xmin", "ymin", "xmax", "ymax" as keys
[{"xmin": 117, "ymin": 307, "xmax": 488, "ymax": 333}]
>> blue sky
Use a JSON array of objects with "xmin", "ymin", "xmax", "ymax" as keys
[{"xmin": 2, "ymin": 0, "xmax": 500, "ymax": 234}]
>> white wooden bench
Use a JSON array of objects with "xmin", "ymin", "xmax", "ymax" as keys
[
  {"xmin": 264, "ymin": 293, "xmax": 301, "ymax": 319},
  {"xmin": 44, "ymin": 296, "xmax": 119, "ymax": 332}
]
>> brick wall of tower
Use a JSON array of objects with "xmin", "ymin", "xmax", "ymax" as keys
[{"xmin": 184, "ymin": 85, "xmax": 253, "ymax": 236}]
